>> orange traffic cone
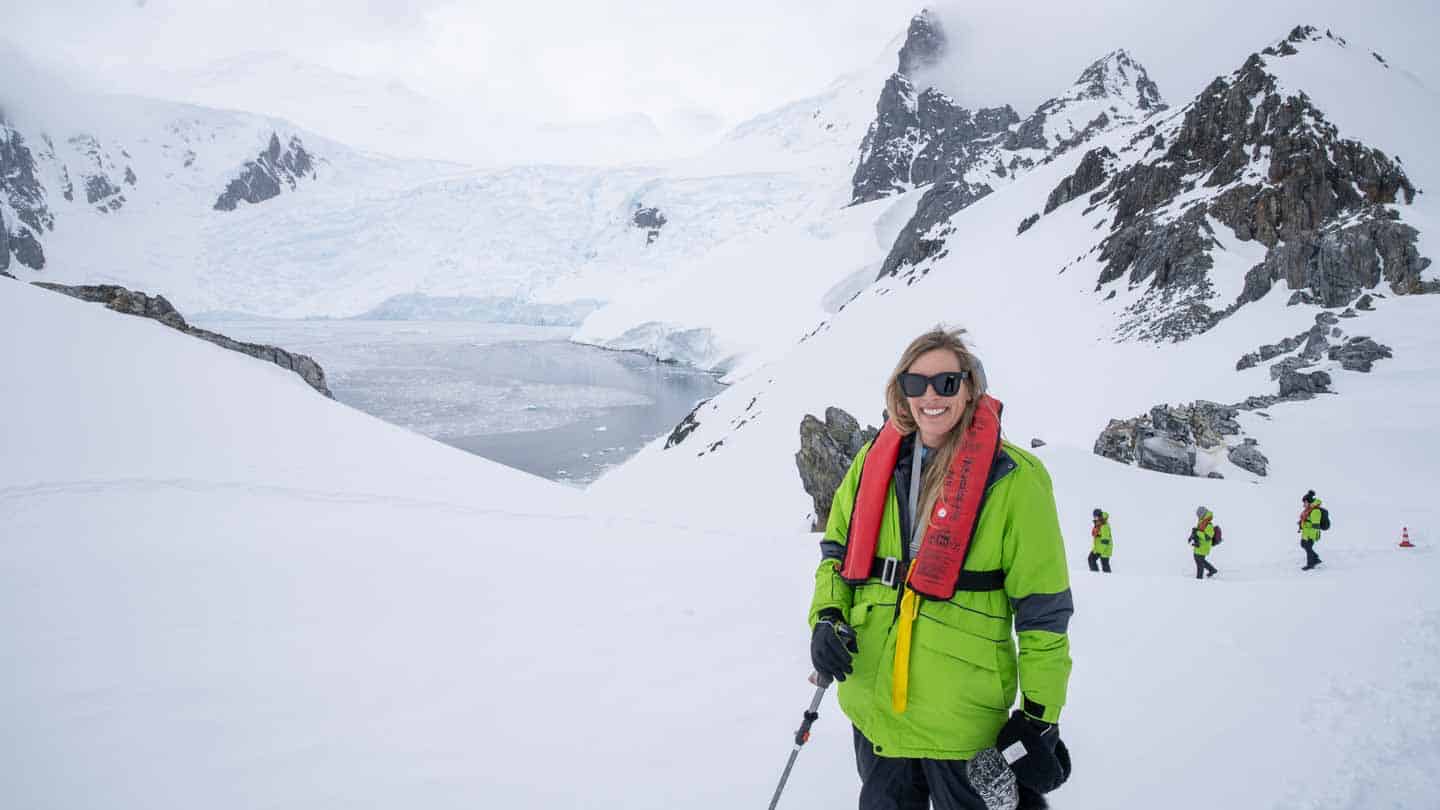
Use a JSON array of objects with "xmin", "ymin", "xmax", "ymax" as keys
[{"xmin": 1399, "ymin": 527, "xmax": 1416, "ymax": 548}]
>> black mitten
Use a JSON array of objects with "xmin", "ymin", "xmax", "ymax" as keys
[
  {"xmin": 996, "ymin": 710, "xmax": 1071, "ymax": 794},
  {"xmin": 810, "ymin": 610, "xmax": 858, "ymax": 681}
]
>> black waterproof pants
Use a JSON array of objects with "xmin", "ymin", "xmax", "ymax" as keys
[
  {"xmin": 1194, "ymin": 554, "xmax": 1217, "ymax": 579},
  {"xmin": 1086, "ymin": 552, "xmax": 1112, "ymax": 573},
  {"xmin": 1301, "ymin": 539, "xmax": 1322, "ymax": 568},
  {"xmin": 853, "ymin": 726, "xmax": 990, "ymax": 810}
]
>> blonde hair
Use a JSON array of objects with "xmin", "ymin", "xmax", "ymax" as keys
[{"xmin": 884, "ymin": 326, "xmax": 989, "ymax": 535}]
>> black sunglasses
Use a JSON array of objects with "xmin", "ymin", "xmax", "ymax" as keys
[{"xmin": 899, "ymin": 370, "xmax": 969, "ymax": 398}]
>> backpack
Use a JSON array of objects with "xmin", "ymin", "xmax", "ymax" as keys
[
  {"xmin": 1212, "ymin": 525, "xmax": 1223, "ymax": 546},
  {"xmin": 1317, "ymin": 507, "xmax": 1331, "ymax": 531}
]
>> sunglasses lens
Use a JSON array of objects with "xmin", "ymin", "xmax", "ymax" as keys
[
  {"xmin": 900, "ymin": 374, "xmax": 926, "ymax": 397},
  {"xmin": 937, "ymin": 373, "xmax": 960, "ymax": 396}
]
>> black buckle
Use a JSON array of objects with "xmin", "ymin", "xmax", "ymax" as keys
[{"xmin": 880, "ymin": 557, "xmax": 900, "ymax": 588}]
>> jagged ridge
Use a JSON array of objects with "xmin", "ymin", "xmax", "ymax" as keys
[{"xmin": 1039, "ymin": 25, "xmax": 1433, "ymax": 341}]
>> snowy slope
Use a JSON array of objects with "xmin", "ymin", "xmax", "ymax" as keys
[
  {"xmin": 573, "ymin": 46, "xmax": 1166, "ymax": 373},
  {"xmin": 591, "ymin": 25, "xmax": 1440, "ymax": 533},
  {"xmin": 6, "ymin": 241, "xmax": 1440, "ymax": 809},
  {"xmin": 2, "ymin": 66, "xmax": 854, "ymax": 320}
]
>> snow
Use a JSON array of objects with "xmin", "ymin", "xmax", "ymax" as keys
[
  {"xmin": 5, "ymin": 278, "xmax": 1439, "ymax": 808},
  {"xmin": 6, "ymin": 21, "xmax": 1440, "ymax": 810}
]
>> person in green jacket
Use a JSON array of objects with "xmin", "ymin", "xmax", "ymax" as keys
[
  {"xmin": 1189, "ymin": 506, "xmax": 1218, "ymax": 579},
  {"xmin": 1299, "ymin": 490, "xmax": 1324, "ymax": 570},
  {"xmin": 1087, "ymin": 509, "xmax": 1112, "ymax": 573},
  {"xmin": 808, "ymin": 327, "xmax": 1072, "ymax": 810}
]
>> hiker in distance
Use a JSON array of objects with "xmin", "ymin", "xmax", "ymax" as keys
[
  {"xmin": 1189, "ymin": 506, "xmax": 1219, "ymax": 580},
  {"xmin": 808, "ymin": 326, "xmax": 1072, "ymax": 810},
  {"xmin": 1298, "ymin": 490, "xmax": 1327, "ymax": 570},
  {"xmin": 1087, "ymin": 509, "xmax": 1112, "ymax": 573}
]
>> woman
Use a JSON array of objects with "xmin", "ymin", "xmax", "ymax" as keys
[{"xmin": 808, "ymin": 327, "xmax": 1072, "ymax": 810}]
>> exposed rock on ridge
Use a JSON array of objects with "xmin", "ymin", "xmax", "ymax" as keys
[
  {"xmin": 1044, "ymin": 25, "xmax": 1432, "ymax": 341},
  {"xmin": 33, "ymin": 282, "xmax": 333, "ymax": 397},
  {"xmin": 214, "ymin": 132, "xmax": 317, "ymax": 211},
  {"xmin": 871, "ymin": 45, "xmax": 1166, "ymax": 280},
  {"xmin": 796, "ymin": 406, "xmax": 878, "ymax": 530},
  {"xmin": 632, "ymin": 204, "xmax": 667, "ymax": 245},
  {"xmin": 0, "ymin": 122, "xmax": 52, "ymax": 270}
]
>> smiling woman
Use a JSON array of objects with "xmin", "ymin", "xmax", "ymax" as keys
[{"xmin": 807, "ymin": 325, "xmax": 1075, "ymax": 810}]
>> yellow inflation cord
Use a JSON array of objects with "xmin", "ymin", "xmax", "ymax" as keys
[{"xmin": 891, "ymin": 586, "xmax": 921, "ymax": 713}]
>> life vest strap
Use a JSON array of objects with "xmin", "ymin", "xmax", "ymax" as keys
[{"xmin": 863, "ymin": 557, "xmax": 1005, "ymax": 591}]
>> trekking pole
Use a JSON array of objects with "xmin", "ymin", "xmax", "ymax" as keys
[{"xmin": 767, "ymin": 671, "xmax": 833, "ymax": 810}]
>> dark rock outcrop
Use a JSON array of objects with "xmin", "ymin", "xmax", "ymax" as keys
[
  {"xmin": 1095, "ymin": 400, "xmax": 1262, "ymax": 478},
  {"xmin": 1278, "ymin": 369, "xmax": 1332, "ymax": 398},
  {"xmin": 851, "ymin": 74, "xmax": 1015, "ymax": 205},
  {"xmin": 1085, "ymin": 27, "xmax": 1430, "ymax": 340},
  {"xmin": 1138, "ymin": 433, "xmax": 1196, "ymax": 476},
  {"xmin": 1094, "ymin": 417, "xmax": 1141, "ymax": 465},
  {"xmin": 214, "ymin": 133, "xmax": 317, "ymax": 211},
  {"xmin": 1, "ymin": 123, "xmax": 51, "ymax": 270},
  {"xmin": 1269, "ymin": 355, "xmax": 1314, "ymax": 381},
  {"xmin": 1235, "ymin": 216, "xmax": 1434, "ymax": 308},
  {"xmin": 877, "ymin": 180, "xmax": 993, "ymax": 279},
  {"xmin": 1236, "ymin": 329, "xmax": 1308, "ymax": 370},
  {"xmin": 897, "ymin": 11, "xmax": 945, "ymax": 75},
  {"xmin": 1328, "ymin": 336, "xmax": 1392, "ymax": 372},
  {"xmin": 632, "ymin": 205, "xmax": 667, "ymax": 245},
  {"xmin": 797, "ymin": 407, "xmax": 878, "ymax": 530},
  {"xmin": 664, "ymin": 401, "xmax": 706, "ymax": 449},
  {"xmin": 32, "ymin": 283, "xmax": 332, "ymax": 397},
  {"xmin": 862, "ymin": 39, "xmax": 1164, "ymax": 280},
  {"xmin": 67, "ymin": 134, "xmax": 132, "ymax": 213},
  {"xmin": 1228, "ymin": 438, "xmax": 1269, "ymax": 476},
  {"xmin": 1044, "ymin": 147, "xmax": 1114, "ymax": 214}
]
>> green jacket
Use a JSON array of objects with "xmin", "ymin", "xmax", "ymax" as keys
[
  {"xmin": 809, "ymin": 439, "xmax": 1073, "ymax": 760},
  {"xmin": 1092, "ymin": 515, "xmax": 1112, "ymax": 557},
  {"xmin": 1192, "ymin": 512, "xmax": 1216, "ymax": 556},
  {"xmin": 1301, "ymin": 499, "xmax": 1323, "ymax": 542}
]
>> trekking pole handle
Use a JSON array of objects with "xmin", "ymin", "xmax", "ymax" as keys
[{"xmin": 794, "ymin": 673, "xmax": 832, "ymax": 744}]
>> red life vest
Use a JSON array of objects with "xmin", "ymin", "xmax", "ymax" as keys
[{"xmin": 840, "ymin": 395, "xmax": 1003, "ymax": 601}]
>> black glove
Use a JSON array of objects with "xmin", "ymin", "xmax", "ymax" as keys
[
  {"xmin": 810, "ymin": 609, "xmax": 858, "ymax": 682},
  {"xmin": 996, "ymin": 709, "xmax": 1071, "ymax": 795}
]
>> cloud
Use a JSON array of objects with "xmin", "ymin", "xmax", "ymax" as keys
[{"xmin": 3, "ymin": 0, "xmax": 1436, "ymax": 155}]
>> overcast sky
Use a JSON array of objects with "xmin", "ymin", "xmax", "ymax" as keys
[{"xmin": 5, "ymin": 1, "xmax": 1437, "ymax": 130}]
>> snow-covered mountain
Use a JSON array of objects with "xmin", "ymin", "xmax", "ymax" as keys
[
  {"xmin": 6, "ymin": 12, "xmax": 1440, "ymax": 810},
  {"xmin": 590, "ymin": 23, "xmax": 1436, "ymax": 535},
  {"xmin": 573, "ymin": 11, "xmax": 1171, "ymax": 373},
  {"xmin": 4, "ymin": 193, "xmax": 1438, "ymax": 810},
  {"xmin": 0, "ymin": 51, "xmax": 853, "ymax": 320}
]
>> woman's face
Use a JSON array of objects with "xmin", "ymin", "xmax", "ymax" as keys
[{"xmin": 904, "ymin": 348, "xmax": 970, "ymax": 448}]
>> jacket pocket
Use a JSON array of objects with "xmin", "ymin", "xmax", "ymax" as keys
[{"xmin": 909, "ymin": 610, "xmax": 1007, "ymax": 714}]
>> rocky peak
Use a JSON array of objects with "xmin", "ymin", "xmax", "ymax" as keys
[
  {"xmin": 214, "ymin": 132, "xmax": 317, "ymax": 212},
  {"xmin": 1074, "ymin": 49, "xmax": 1164, "ymax": 111},
  {"xmin": 0, "ymin": 122, "xmax": 51, "ymax": 270},
  {"xmin": 1037, "ymin": 25, "xmax": 1431, "ymax": 341},
  {"xmin": 897, "ymin": 10, "xmax": 946, "ymax": 76}
]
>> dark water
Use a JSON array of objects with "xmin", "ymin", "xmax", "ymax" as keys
[{"xmin": 195, "ymin": 320, "xmax": 725, "ymax": 485}]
